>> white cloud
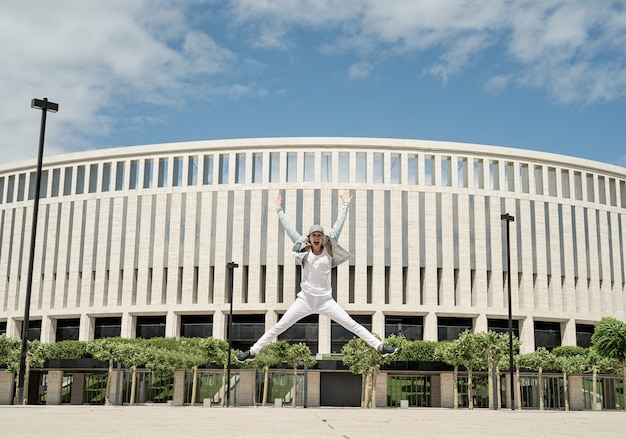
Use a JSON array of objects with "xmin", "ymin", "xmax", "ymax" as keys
[
  {"xmin": 484, "ymin": 75, "xmax": 512, "ymax": 94},
  {"xmin": 211, "ymin": 84, "xmax": 269, "ymax": 100},
  {"xmin": 424, "ymin": 33, "xmax": 493, "ymax": 83},
  {"xmin": 2, "ymin": 1, "xmax": 626, "ymax": 166},
  {"xmin": 250, "ymin": 24, "xmax": 294, "ymax": 50},
  {"xmin": 348, "ymin": 62, "xmax": 372, "ymax": 79},
  {"xmin": 230, "ymin": 0, "xmax": 626, "ymax": 103},
  {"xmin": 0, "ymin": 1, "xmax": 245, "ymax": 164}
]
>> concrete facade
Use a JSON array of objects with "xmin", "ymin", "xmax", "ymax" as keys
[
  {"xmin": 1, "ymin": 137, "xmax": 624, "ymax": 352},
  {"xmin": 1, "ymin": 137, "xmax": 625, "ymax": 408}
]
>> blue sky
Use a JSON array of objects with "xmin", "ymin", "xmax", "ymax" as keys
[{"xmin": 1, "ymin": 1, "xmax": 626, "ymax": 167}]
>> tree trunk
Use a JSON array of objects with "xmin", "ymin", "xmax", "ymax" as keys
[
  {"xmin": 292, "ymin": 366, "xmax": 297, "ymax": 408},
  {"xmin": 190, "ymin": 366, "xmax": 198, "ymax": 406},
  {"xmin": 453, "ymin": 366, "xmax": 459, "ymax": 409},
  {"xmin": 361, "ymin": 371, "xmax": 369, "ymax": 408},
  {"xmin": 622, "ymin": 361, "xmax": 626, "ymax": 411},
  {"xmin": 496, "ymin": 367, "xmax": 502, "ymax": 409},
  {"xmin": 538, "ymin": 367, "xmax": 544, "ymax": 411},
  {"xmin": 372, "ymin": 369, "xmax": 378, "ymax": 408},
  {"xmin": 487, "ymin": 356, "xmax": 494, "ymax": 410},
  {"xmin": 130, "ymin": 366, "xmax": 137, "ymax": 406},
  {"xmin": 103, "ymin": 359, "xmax": 113, "ymax": 405},
  {"xmin": 515, "ymin": 365, "xmax": 522, "ymax": 410},
  {"xmin": 23, "ymin": 356, "xmax": 31, "ymax": 405},
  {"xmin": 468, "ymin": 369, "xmax": 474, "ymax": 410},
  {"xmin": 563, "ymin": 372, "xmax": 569, "ymax": 411},
  {"xmin": 13, "ymin": 377, "xmax": 18, "ymax": 405},
  {"xmin": 592, "ymin": 366, "xmax": 598, "ymax": 411},
  {"xmin": 221, "ymin": 365, "xmax": 227, "ymax": 407},
  {"xmin": 262, "ymin": 366, "xmax": 269, "ymax": 406},
  {"xmin": 365, "ymin": 370, "xmax": 371, "ymax": 408}
]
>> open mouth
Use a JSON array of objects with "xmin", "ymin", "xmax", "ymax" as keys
[{"xmin": 309, "ymin": 232, "xmax": 324, "ymax": 246}]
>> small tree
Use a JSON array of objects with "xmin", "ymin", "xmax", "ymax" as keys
[
  {"xmin": 586, "ymin": 348, "xmax": 602, "ymax": 411},
  {"xmin": 1, "ymin": 339, "xmax": 47, "ymax": 405},
  {"xmin": 252, "ymin": 341, "xmax": 289, "ymax": 406},
  {"xmin": 201, "ymin": 338, "xmax": 231, "ymax": 406},
  {"xmin": 592, "ymin": 316, "xmax": 626, "ymax": 410},
  {"xmin": 552, "ymin": 346, "xmax": 588, "ymax": 411},
  {"xmin": 0, "ymin": 335, "xmax": 21, "ymax": 403},
  {"xmin": 176, "ymin": 338, "xmax": 214, "ymax": 406},
  {"xmin": 584, "ymin": 347, "xmax": 621, "ymax": 410},
  {"xmin": 516, "ymin": 347, "xmax": 556, "ymax": 410},
  {"xmin": 45, "ymin": 340, "xmax": 88, "ymax": 360},
  {"xmin": 144, "ymin": 343, "xmax": 181, "ymax": 374},
  {"xmin": 383, "ymin": 334, "xmax": 410, "ymax": 360},
  {"xmin": 454, "ymin": 331, "xmax": 486, "ymax": 409},
  {"xmin": 383, "ymin": 334, "xmax": 440, "ymax": 363},
  {"xmin": 0, "ymin": 335, "xmax": 20, "ymax": 368},
  {"xmin": 114, "ymin": 340, "xmax": 148, "ymax": 406},
  {"xmin": 87, "ymin": 338, "xmax": 129, "ymax": 405},
  {"xmin": 284, "ymin": 343, "xmax": 316, "ymax": 407},
  {"xmin": 342, "ymin": 338, "xmax": 385, "ymax": 408},
  {"xmin": 480, "ymin": 331, "xmax": 520, "ymax": 409},
  {"xmin": 5, "ymin": 340, "xmax": 47, "ymax": 405},
  {"xmin": 474, "ymin": 332, "xmax": 502, "ymax": 409},
  {"xmin": 435, "ymin": 340, "xmax": 464, "ymax": 409}
]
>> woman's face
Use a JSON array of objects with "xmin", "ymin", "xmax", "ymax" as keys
[{"xmin": 308, "ymin": 231, "xmax": 324, "ymax": 248}]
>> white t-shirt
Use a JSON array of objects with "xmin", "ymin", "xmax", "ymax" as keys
[{"xmin": 301, "ymin": 247, "xmax": 332, "ymax": 296}]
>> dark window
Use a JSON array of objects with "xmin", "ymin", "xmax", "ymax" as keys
[
  {"xmin": 180, "ymin": 315, "xmax": 213, "ymax": 338},
  {"xmin": 331, "ymin": 315, "xmax": 372, "ymax": 354},
  {"xmin": 24, "ymin": 320, "xmax": 42, "ymax": 341},
  {"xmin": 56, "ymin": 318, "xmax": 80, "ymax": 341},
  {"xmin": 575, "ymin": 324, "xmax": 595, "ymax": 348},
  {"xmin": 0, "ymin": 321, "xmax": 6, "ymax": 335},
  {"xmin": 278, "ymin": 314, "xmax": 319, "ymax": 355},
  {"xmin": 487, "ymin": 318, "xmax": 520, "ymax": 338},
  {"xmin": 385, "ymin": 316, "xmax": 424, "ymax": 340},
  {"xmin": 94, "ymin": 317, "xmax": 121, "ymax": 339},
  {"xmin": 534, "ymin": 321, "xmax": 562, "ymax": 350},
  {"xmin": 136, "ymin": 316, "xmax": 166, "ymax": 339},
  {"xmin": 230, "ymin": 315, "xmax": 265, "ymax": 352},
  {"xmin": 437, "ymin": 317, "xmax": 472, "ymax": 341}
]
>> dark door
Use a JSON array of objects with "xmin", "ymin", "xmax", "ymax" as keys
[
  {"xmin": 320, "ymin": 372, "xmax": 361, "ymax": 407},
  {"xmin": 27, "ymin": 371, "xmax": 43, "ymax": 405}
]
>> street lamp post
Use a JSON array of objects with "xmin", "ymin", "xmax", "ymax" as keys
[
  {"xmin": 226, "ymin": 261, "xmax": 238, "ymax": 407},
  {"xmin": 500, "ymin": 213, "xmax": 515, "ymax": 410},
  {"xmin": 16, "ymin": 98, "xmax": 59, "ymax": 405}
]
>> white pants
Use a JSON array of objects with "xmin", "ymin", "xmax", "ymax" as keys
[{"xmin": 250, "ymin": 292, "xmax": 382, "ymax": 354}]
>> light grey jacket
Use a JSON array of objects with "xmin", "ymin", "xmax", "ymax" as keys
[{"xmin": 276, "ymin": 200, "xmax": 353, "ymax": 267}]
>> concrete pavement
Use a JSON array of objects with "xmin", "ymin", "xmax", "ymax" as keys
[{"xmin": 0, "ymin": 405, "xmax": 625, "ymax": 439}]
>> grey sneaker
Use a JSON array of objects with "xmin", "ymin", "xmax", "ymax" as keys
[
  {"xmin": 236, "ymin": 350, "xmax": 256, "ymax": 362},
  {"xmin": 379, "ymin": 345, "xmax": 397, "ymax": 357}
]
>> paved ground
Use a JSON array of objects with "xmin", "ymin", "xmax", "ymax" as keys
[{"xmin": 0, "ymin": 405, "xmax": 625, "ymax": 439}]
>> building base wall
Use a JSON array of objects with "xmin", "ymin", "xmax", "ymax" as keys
[
  {"xmin": 0, "ymin": 372, "xmax": 14, "ymax": 405},
  {"xmin": 46, "ymin": 370, "xmax": 63, "ymax": 405},
  {"xmin": 173, "ymin": 370, "xmax": 185, "ymax": 406},
  {"xmin": 440, "ymin": 372, "xmax": 455, "ymax": 408},
  {"xmin": 71, "ymin": 373, "xmax": 85, "ymax": 405},
  {"xmin": 306, "ymin": 370, "xmax": 320, "ymax": 407},
  {"xmin": 0, "ymin": 367, "xmax": 614, "ymax": 411},
  {"xmin": 568, "ymin": 375, "xmax": 584, "ymax": 411}
]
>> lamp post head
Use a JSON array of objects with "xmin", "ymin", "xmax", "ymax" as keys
[
  {"xmin": 31, "ymin": 98, "xmax": 59, "ymax": 113},
  {"xmin": 501, "ymin": 213, "xmax": 515, "ymax": 222}
]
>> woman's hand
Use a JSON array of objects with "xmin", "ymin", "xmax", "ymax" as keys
[
  {"xmin": 339, "ymin": 191, "xmax": 352, "ymax": 202},
  {"xmin": 276, "ymin": 194, "xmax": 283, "ymax": 206}
]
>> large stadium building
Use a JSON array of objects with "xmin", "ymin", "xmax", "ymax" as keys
[{"xmin": 1, "ymin": 137, "xmax": 625, "ymax": 407}]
